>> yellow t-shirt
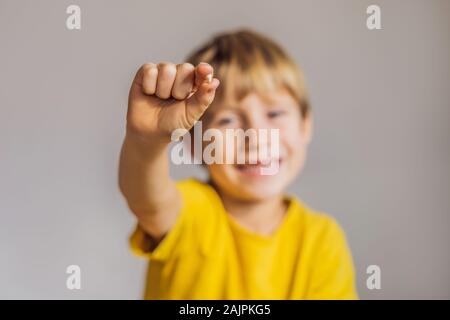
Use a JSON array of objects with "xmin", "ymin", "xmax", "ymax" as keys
[{"xmin": 129, "ymin": 178, "xmax": 358, "ymax": 299}]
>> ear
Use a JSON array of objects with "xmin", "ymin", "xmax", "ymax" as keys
[{"xmin": 302, "ymin": 112, "xmax": 313, "ymax": 145}]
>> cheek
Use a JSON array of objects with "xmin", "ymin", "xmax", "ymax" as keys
[
  {"xmin": 214, "ymin": 130, "xmax": 249, "ymax": 162},
  {"xmin": 279, "ymin": 122, "xmax": 304, "ymax": 152},
  {"xmin": 280, "ymin": 126, "xmax": 308, "ymax": 174}
]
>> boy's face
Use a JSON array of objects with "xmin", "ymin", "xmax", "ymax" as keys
[{"xmin": 202, "ymin": 88, "xmax": 312, "ymax": 201}]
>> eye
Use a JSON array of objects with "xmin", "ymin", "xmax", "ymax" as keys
[
  {"xmin": 267, "ymin": 110, "xmax": 285, "ymax": 118},
  {"xmin": 216, "ymin": 116, "xmax": 235, "ymax": 126}
]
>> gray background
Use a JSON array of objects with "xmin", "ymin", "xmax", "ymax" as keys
[{"xmin": 1, "ymin": 0, "xmax": 449, "ymax": 299}]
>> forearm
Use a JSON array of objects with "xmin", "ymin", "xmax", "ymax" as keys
[{"xmin": 118, "ymin": 132, "xmax": 178, "ymax": 217}]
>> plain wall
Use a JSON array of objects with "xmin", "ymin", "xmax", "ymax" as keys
[{"xmin": 0, "ymin": 0, "xmax": 449, "ymax": 299}]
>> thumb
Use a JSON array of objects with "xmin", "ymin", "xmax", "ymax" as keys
[{"xmin": 186, "ymin": 76, "xmax": 220, "ymax": 120}]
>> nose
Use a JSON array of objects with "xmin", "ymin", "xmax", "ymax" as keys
[
  {"xmin": 242, "ymin": 112, "xmax": 268, "ymax": 131},
  {"xmin": 240, "ymin": 113, "xmax": 278, "ymax": 163}
]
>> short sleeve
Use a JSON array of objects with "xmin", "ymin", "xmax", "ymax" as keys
[
  {"xmin": 128, "ymin": 178, "xmax": 221, "ymax": 261},
  {"xmin": 307, "ymin": 216, "xmax": 358, "ymax": 299},
  {"xmin": 129, "ymin": 201, "xmax": 189, "ymax": 261}
]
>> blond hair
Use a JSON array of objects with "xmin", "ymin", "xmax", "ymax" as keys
[{"xmin": 186, "ymin": 28, "xmax": 310, "ymax": 118}]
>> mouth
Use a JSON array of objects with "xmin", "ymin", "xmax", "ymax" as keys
[{"xmin": 235, "ymin": 158, "xmax": 283, "ymax": 177}]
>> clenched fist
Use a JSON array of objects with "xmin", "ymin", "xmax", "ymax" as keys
[{"xmin": 126, "ymin": 62, "xmax": 220, "ymax": 142}]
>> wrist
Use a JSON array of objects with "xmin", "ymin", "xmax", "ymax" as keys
[{"xmin": 124, "ymin": 130, "xmax": 169, "ymax": 160}]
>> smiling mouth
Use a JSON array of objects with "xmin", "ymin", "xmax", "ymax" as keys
[{"xmin": 235, "ymin": 158, "xmax": 283, "ymax": 176}]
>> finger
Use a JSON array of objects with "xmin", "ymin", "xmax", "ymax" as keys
[
  {"xmin": 142, "ymin": 63, "xmax": 158, "ymax": 95},
  {"xmin": 129, "ymin": 65, "xmax": 146, "ymax": 98},
  {"xmin": 171, "ymin": 63, "xmax": 195, "ymax": 100},
  {"xmin": 186, "ymin": 77, "xmax": 220, "ymax": 119},
  {"xmin": 194, "ymin": 62, "xmax": 214, "ymax": 90},
  {"xmin": 155, "ymin": 62, "xmax": 177, "ymax": 99}
]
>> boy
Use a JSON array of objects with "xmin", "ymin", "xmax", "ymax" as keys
[{"xmin": 119, "ymin": 29, "xmax": 357, "ymax": 299}]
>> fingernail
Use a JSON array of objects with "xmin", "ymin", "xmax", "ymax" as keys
[{"xmin": 206, "ymin": 74, "xmax": 212, "ymax": 83}]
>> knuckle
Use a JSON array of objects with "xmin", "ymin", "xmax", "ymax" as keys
[
  {"xmin": 142, "ymin": 64, "xmax": 157, "ymax": 82},
  {"xmin": 178, "ymin": 63, "xmax": 195, "ymax": 72},
  {"xmin": 142, "ymin": 63, "xmax": 155, "ymax": 72},
  {"xmin": 158, "ymin": 62, "xmax": 176, "ymax": 76}
]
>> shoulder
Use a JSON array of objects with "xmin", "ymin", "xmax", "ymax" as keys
[
  {"xmin": 289, "ymin": 197, "xmax": 350, "ymax": 251},
  {"xmin": 289, "ymin": 198, "xmax": 357, "ymax": 299}
]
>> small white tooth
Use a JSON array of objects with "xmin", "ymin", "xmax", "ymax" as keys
[{"xmin": 206, "ymin": 74, "xmax": 212, "ymax": 83}]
